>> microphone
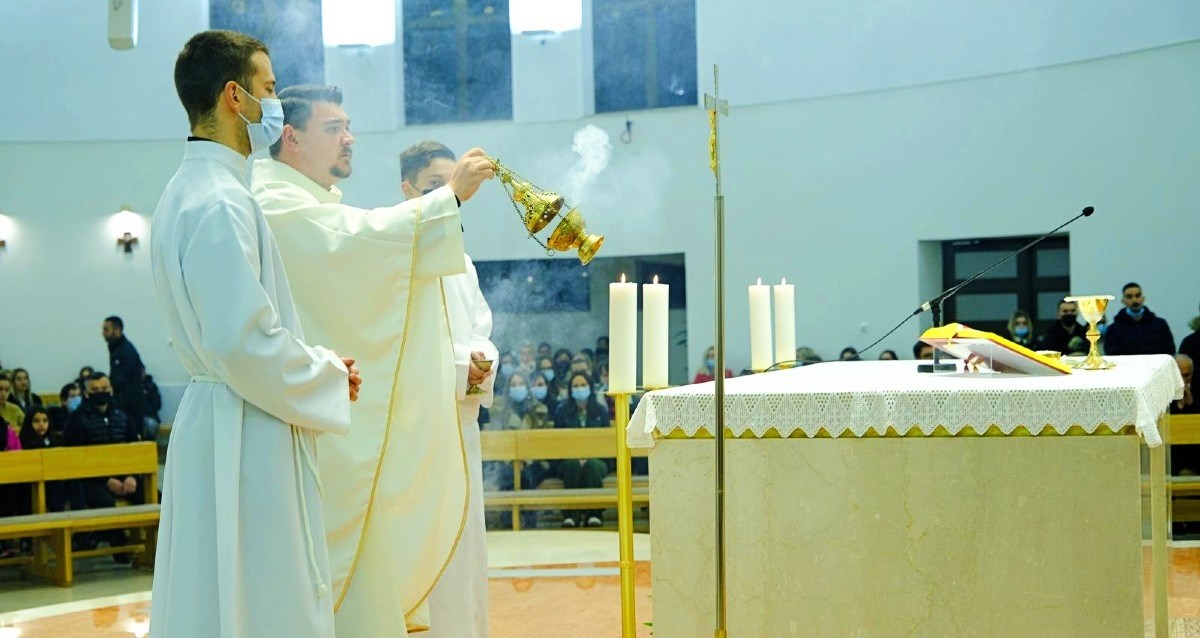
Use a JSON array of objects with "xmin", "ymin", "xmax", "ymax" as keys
[
  {"xmin": 763, "ymin": 205, "xmax": 1096, "ymax": 374},
  {"xmin": 913, "ymin": 205, "xmax": 1095, "ymax": 372}
]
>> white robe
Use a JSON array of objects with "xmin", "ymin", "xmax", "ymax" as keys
[
  {"xmin": 149, "ymin": 141, "xmax": 351, "ymax": 638},
  {"xmin": 426, "ymin": 255, "xmax": 497, "ymax": 638},
  {"xmin": 252, "ymin": 158, "xmax": 469, "ymax": 637}
]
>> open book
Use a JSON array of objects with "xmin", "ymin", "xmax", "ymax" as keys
[{"xmin": 920, "ymin": 323, "xmax": 1073, "ymax": 375}]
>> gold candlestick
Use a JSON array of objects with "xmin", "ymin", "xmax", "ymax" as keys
[
  {"xmin": 1064, "ymin": 295, "xmax": 1115, "ymax": 370},
  {"xmin": 609, "ymin": 390, "xmax": 641, "ymax": 638}
]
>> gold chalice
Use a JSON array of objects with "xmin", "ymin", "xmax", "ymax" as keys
[
  {"xmin": 466, "ymin": 359, "xmax": 494, "ymax": 396},
  {"xmin": 1063, "ymin": 295, "xmax": 1115, "ymax": 370},
  {"xmin": 487, "ymin": 155, "xmax": 605, "ymax": 264}
]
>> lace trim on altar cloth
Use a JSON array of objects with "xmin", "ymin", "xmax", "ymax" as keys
[{"xmin": 627, "ymin": 355, "xmax": 1184, "ymax": 449}]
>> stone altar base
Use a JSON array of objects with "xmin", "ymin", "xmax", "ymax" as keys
[{"xmin": 650, "ymin": 435, "xmax": 1146, "ymax": 637}]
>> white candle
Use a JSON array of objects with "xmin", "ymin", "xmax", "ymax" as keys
[
  {"xmin": 642, "ymin": 275, "xmax": 669, "ymax": 389},
  {"xmin": 749, "ymin": 277, "xmax": 773, "ymax": 371},
  {"xmin": 609, "ymin": 274, "xmax": 638, "ymax": 392},
  {"xmin": 774, "ymin": 278, "xmax": 796, "ymax": 366}
]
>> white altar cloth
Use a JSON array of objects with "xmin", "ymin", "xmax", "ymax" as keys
[{"xmin": 628, "ymin": 355, "xmax": 1183, "ymax": 448}]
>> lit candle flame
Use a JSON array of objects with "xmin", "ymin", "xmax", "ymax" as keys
[
  {"xmin": 782, "ymin": 277, "xmax": 787, "ymax": 285},
  {"xmin": 756, "ymin": 277, "xmax": 762, "ymax": 286},
  {"xmin": 653, "ymin": 275, "xmax": 659, "ymax": 284},
  {"xmin": 620, "ymin": 273, "xmax": 626, "ymax": 284}
]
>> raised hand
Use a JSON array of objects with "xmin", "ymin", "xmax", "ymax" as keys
[{"xmin": 449, "ymin": 148, "xmax": 496, "ymax": 203}]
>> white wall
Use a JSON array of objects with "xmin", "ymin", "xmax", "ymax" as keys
[
  {"xmin": 1, "ymin": 2, "xmax": 1198, "ymax": 392},
  {"xmin": 697, "ymin": 0, "xmax": 1200, "ymax": 105},
  {"xmin": 4, "ymin": 1, "xmax": 1199, "ymax": 141}
]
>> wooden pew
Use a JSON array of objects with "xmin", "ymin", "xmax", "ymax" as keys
[
  {"xmin": 0, "ymin": 442, "xmax": 160, "ymax": 585},
  {"xmin": 0, "ymin": 450, "xmax": 45, "ymax": 570},
  {"xmin": 481, "ymin": 428, "xmax": 649, "ymax": 530},
  {"xmin": 1172, "ymin": 414, "xmax": 1200, "ymax": 523}
]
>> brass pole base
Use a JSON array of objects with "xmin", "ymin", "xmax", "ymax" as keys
[{"xmin": 612, "ymin": 392, "xmax": 638, "ymax": 638}]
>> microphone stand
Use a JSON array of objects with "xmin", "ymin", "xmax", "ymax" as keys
[{"xmin": 916, "ymin": 206, "xmax": 1094, "ymax": 374}]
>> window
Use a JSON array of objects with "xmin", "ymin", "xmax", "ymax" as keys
[
  {"xmin": 476, "ymin": 258, "xmax": 592, "ymax": 313},
  {"xmin": 403, "ymin": 0, "xmax": 513, "ymax": 124},
  {"xmin": 593, "ymin": 0, "xmax": 697, "ymax": 113},
  {"xmin": 210, "ymin": 0, "xmax": 325, "ymax": 88},
  {"xmin": 941, "ymin": 236, "xmax": 1070, "ymax": 336}
]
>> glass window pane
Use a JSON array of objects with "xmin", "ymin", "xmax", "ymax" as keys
[
  {"xmin": 1037, "ymin": 291, "xmax": 1069, "ymax": 321},
  {"xmin": 654, "ymin": 2, "xmax": 697, "ymax": 107},
  {"xmin": 594, "ymin": 2, "xmax": 650, "ymax": 112},
  {"xmin": 953, "ymin": 293, "xmax": 1019, "ymax": 322},
  {"xmin": 404, "ymin": 28, "xmax": 459, "ymax": 124},
  {"xmin": 403, "ymin": 2, "xmax": 512, "ymax": 124},
  {"xmin": 464, "ymin": 22, "xmax": 513, "ymax": 121},
  {"xmin": 1036, "ymin": 247, "xmax": 1070, "ymax": 278},
  {"xmin": 954, "ymin": 251, "xmax": 1016, "ymax": 280}
]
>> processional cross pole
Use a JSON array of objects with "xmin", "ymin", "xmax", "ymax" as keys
[{"xmin": 703, "ymin": 64, "xmax": 730, "ymax": 638}]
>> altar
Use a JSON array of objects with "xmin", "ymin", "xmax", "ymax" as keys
[{"xmin": 628, "ymin": 356, "xmax": 1184, "ymax": 637}]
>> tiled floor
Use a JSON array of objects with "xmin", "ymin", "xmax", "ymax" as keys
[{"xmin": 1, "ymin": 534, "xmax": 1198, "ymax": 637}]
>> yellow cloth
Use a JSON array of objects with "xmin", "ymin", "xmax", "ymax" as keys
[{"xmin": 253, "ymin": 158, "xmax": 468, "ymax": 637}]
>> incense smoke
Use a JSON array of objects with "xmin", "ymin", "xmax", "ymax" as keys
[{"xmin": 565, "ymin": 124, "xmax": 613, "ymax": 205}]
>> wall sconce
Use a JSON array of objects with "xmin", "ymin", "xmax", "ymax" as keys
[{"xmin": 113, "ymin": 204, "xmax": 141, "ymax": 253}]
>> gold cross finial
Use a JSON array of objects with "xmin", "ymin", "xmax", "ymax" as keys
[{"xmin": 704, "ymin": 66, "xmax": 728, "ymax": 178}]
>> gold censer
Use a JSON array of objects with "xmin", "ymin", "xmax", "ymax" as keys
[{"xmin": 487, "ymin": 155, "xmax": 605, "ymax": 265}]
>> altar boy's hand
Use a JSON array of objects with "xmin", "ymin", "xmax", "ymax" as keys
[
  {"xmin": 342, "ymin": 357, "xmax": 362, "ymax": 402},
  {"xmin": 468, "ymin": 351, "xmax": 493, "ymax": 386}
]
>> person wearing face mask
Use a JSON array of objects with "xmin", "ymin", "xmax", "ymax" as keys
[
  {"xmin": 48, "ymin": 382, "xmax": 82, "ymax": 436},
  {"xmin": 553, "ymin": 373, "xmax": 613, "ymax": 528},
  {"xmin": 693, "ymin": 345, "xmax": 734, "ymax": 384},
  {"xmin": 535, "ymin": 356, "xmax": 563, "ymax": 403},
  {"xmin": 1104, "ymin": 282, "xmax": 1176, "ymax": 356},
  {"xmin": 251, "ymin": 87, "xmax": 495, "ymax": 638},
  {"xmin": 403, "ymin": 139, "xmax": 499, "ymax": 638},
  {"xmin": 152, "ymin": 31, "xmax": 365, "ymax": 638},
  {"xmin": 529, "ymin": 374, "xmax": 554, "ymax": 411},
  {"xmin": 553, "ymin": 348, "xmax": 574, "ymax": 379},
  {"xmin": 1037, "ymin": 299, "xmax": 1084, "ymax": 355},
  {"xmin": 482, "ymin": 374, "xmax": 551, "ymax": 529},
  {"xmin": 62, "ymin": 373, "xmax": 141, "ymax": 559},
  {"xmin": 1006, "ymin": 310, "xmax": 1035, "ymax": 347}
]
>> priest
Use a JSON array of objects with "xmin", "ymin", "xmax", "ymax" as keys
[
  {"xmin": 251, "ymin": 84, "xmax": 494, "ymax": 637},
  {"xmin": 401, "ymin": 141, "xmax": 497, "ymax": 638},
  {"xmin": 151, "ymin": 32, "xmax": 360, "ymax": 638}
]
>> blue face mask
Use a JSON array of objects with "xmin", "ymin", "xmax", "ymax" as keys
[
  {"xmin": 571, "ymin": 386, "xmax": 592, "ymax": 402},
  {"xmin": 1098, "ymin": 323, "xmax": 1108, "ymax": 337},
  {"xmin": 531, "ymin": 386, "xmax": 548, "ymax": 401},
  {"xmin": 66, "ymin": 395, "xmax": 83, "ymax": 412},
  {"xmin": 1126, "ymin": 306, "xmax": 1145, "ymax": 319},
  {"xmin": 235, "ymin": 84, "xmax": 284, "ymax": 154},
  {"xmin": 1014, "ymin": 326, "xmax": 1029, "ymax": 338},
  {"xmin": 541, "ymin": 369, "xmax": 555, "ymax": 382},
  {"xmin": 705, "ymin": 357, "xmax": 715, "ymax": 370},
  {"xmin": 508, "ymin": 386, "xmax": 529, "ymax": 403}
]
